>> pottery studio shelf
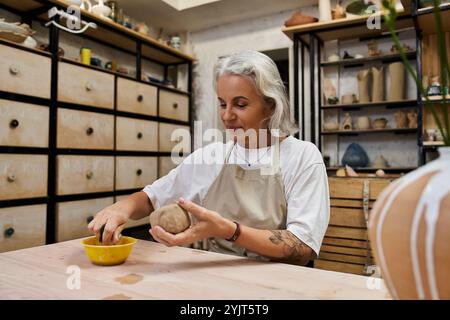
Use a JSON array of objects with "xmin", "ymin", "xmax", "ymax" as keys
[
  {"xmin": 320, "ymin": 51, "xmax": 417, "ymax": 68},
  {"xmin": 321, "ymin": 128, "xmax": 418, "ymax": 135},
  {"xmin": 321, "ymin": 99, "xmax": 418, "ymax": 110},
  {"xmin": 422, "ymin": 141, "xmax": 445, "ymax": 147},
  {"xmin": 282, "ymin": 11, "xmax": 414, "ymax": 44},
  {"xmin": 416, "ymin": 2, "xmax": 450, "ymax": 34},
  {"xmin": 0, "ymin": 0, "xmax": 195, "ymax": 65},
  {"xmin": 421, "ymin": 95, "xmax": 450, "ymax": 103}
]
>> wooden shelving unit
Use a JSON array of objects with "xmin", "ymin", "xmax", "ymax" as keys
[
  {"xmin": 282, "ymin": 10, "xmax": 413, "ymax": 44},
  {"xmin": 0, "ymin": 0, "xmax": 195, "ymax": 250},
  {"xmin": 416, "ymin": 2, "xmax": 450, "ymax": 35}
]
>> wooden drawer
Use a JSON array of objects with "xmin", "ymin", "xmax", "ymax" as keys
[
  {"xmin": 58, "ymin": 62, "xmax": 114, "ymax": 109},
  {"xmin": 0, "ymin": 154, "xmax": 47, "ymax": 201},
  {"xmin": 57, "ymin": 108, "xmax": 114, "ymax": 150},
  {"xmin": 56, "ymin": 155, "xmax": 114, "ymax": 195},
  {"xmin": 159, "ymin": 123, "xmax": 191, "ymax": 153},
  {"xmin": 115, "ymin": 195, "xmax": 149, "ymax": 229},
  {"xmin": 115, "ymin": 156, "xmax": 157, "ymax": 190},
  {"xmin": 159, "ymin": 89, "xmax": 189, "ymax": 121},
  {"xmin": 56, "ymin": 197, "xmax": 114, "ymax": 242},
  {"xmin": 0, "ymin": 44, "xmax": 50, "ymax": 99},
  {"xmin": 0, "ymin": 99, "xmax": 49, "ymax": 148},
  {"xmin": 117, "ymin": 77, "xmax": 157, "ymax": 116},
  {"xmin": 328, "ymin": 177, "xmax": 394, "ymax": 200},
  {"xmin": 158, "ymin": 156, "xmax": 182, "ymax": 177},
  {"xmin": 116, "ymin": 117, "xmax": 158, "ymax": 151},
  {"xmin": 0, "ymin": 204, "xmax": 46, "ymax": 253}
]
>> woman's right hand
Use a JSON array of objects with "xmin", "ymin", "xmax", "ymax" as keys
[{"xmin": 87, "ymin": 200, "xmax": 132, "ymax": 245}]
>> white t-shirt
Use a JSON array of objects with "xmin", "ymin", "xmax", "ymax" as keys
[{"xmin": 143, "ymin": 136, "xmax": 330, "ymax": 255}]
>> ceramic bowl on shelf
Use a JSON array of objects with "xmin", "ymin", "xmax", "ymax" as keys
[
  {"xmin": 372, "ymin": 118, "xmax": 388, "ymax": 129},
  {"xmin": 323, "ymin": 121, "xmax": 339, "ymax": 131}
]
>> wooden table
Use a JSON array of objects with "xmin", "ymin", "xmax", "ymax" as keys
[{"xmin": 0, "ymin": 239, "xmax": 391, "ymax": 299}]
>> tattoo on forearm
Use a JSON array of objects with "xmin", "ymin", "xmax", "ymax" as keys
[{"xmin": 268, "ymin": 230, "xmax": 315, "ymax": 266}]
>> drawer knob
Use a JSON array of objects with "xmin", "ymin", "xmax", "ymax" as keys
[
  {"xmin": 173, "ymin": 103, "xmax": 178, "ymax": 109},
  {"xmin": 137, "ymin": 132, "xmax": 143, "ymax": 139},
  {"xmin": 86, "ymin": 127, "xmax": 94, "ymax": 136},
  {"xmin": 86, "ymin": 171, "xmax": 94, "ymax": 180},
  {"xmin": 136, "ymin": 169, "xmax": 142, "ymax": 176},
  {"xmin": 86, "ymin": 216, "xmax": 94, "ymax": 224},
  {"xmin": 4, "ymin": 227, "xmax": 15, "ymax": 238},
  {"xmin": 9, "ymin": 119, "xmax": 19, "ymax": 129},
  {"xmin": 137, "ymin": 94, "xmax": 144, "ymax": 102},
  {"xmin": 7, "ymin": 174, "xmax": 16, "ymax": 183},
  {"xmin": 85, "ymin": 82, "xmax": 94, "ymax": 91},
  {"xmin": 9, "ymin": 65, "xmax": 20, "ymax": 75}
]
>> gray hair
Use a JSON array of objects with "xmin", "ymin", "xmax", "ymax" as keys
[{"xmin": 213, "ymin": 50, "xmax": 298, "ymax": 137}]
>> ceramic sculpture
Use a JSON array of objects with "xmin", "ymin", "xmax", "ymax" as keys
[
  {"xmin": 371, "ymin": 66, "xmax": 384, "ymax": 102},
  {"xmin": 342, "ymin": 143, "xmax": 369, "ymax": 167}
]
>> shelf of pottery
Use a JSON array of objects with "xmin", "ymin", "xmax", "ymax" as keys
[
  {"xmin": 0, "ymin": 1, "xmax": 193, "ymax": 251},
  {"xmin": 418, "ymin": 3, "xmax": 450, "ymax": 161},
  {"xmin": 320, "ymin": 29, "xmax": 420, "ymax": 173}
]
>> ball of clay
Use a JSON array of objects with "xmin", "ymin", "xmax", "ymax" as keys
[{"xmin": 149, "ymin": 203, "xmax": 191, "ymax": 234}]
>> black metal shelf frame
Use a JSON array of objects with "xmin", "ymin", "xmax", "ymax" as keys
[
  {"xmin": 291, "ymin": 2, "xmax": 427, "ymax": 171},
  {"xmin": 0, "ymin": 3, "xmax": 194, "ymax": 244}
]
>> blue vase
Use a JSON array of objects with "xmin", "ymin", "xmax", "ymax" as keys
[{"xmin": 342, "ymin": 143, "xmax": 369, "ymax": 167}]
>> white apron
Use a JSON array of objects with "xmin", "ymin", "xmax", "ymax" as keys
[{"xmin": 202, "ymin": 141, "xmax": 288, "ymax": 260}]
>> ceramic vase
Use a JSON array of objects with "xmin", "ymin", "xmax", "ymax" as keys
[
  {"xmin": 369, "ymin": 146, "xmax": 450, "ymax": 299},
  {"xmin": 357, "ymin": 69, "xmax": 371, "ymax": 103},
  {"xmin": 388, "ymin": 62, "xmax": 405, "ymax": 101},
  {"xmin": 342, "ymin": 143, "xmax": 369, "ymax": 167},
  {"xmin": 371, "ymin": 66, "xmax": 384, "ymax": 102},
  {"xmin": 357, "ymin": 116, "xmax": 370, "ymax": 130},
  {"xmin": 319, "ymin": 0, "xmax": 332, "ymax": 21}
]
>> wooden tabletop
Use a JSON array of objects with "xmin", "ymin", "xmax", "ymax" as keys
[{"xmin": 0, "ymin": 239, "xmax": 391, "ymax": 300}]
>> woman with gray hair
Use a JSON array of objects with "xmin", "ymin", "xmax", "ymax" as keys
[{"xmin": 89, "ymin": 50, "xmax": 329, "ymax": 266}]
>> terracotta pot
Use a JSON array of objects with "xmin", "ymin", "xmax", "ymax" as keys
[
  {"xmin": 369, "ymin": 147, "xmax": 450, "ymax": 299},
  {"xmin": 284, "ymin": 11, "xmax": 318, "ymax": 27}
]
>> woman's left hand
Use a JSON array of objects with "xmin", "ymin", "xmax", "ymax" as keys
[{"xmin": 149, "ymin": 197, "xmax": 235, "ymax": 247}]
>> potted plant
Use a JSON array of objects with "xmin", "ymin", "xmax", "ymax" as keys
[{"xmin": 368, "ymin": 0, "xmax": 450, "ymax": 300}]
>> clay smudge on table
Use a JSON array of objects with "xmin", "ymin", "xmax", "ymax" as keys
[
  {"xmin": 114, "ymin": 273, "xmax": 144, "ymax": 285},
  {"xmin": 102, "ymin": 293, "xmax": 131, "ymax": 300}
]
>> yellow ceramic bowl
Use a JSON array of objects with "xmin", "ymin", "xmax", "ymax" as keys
[{"xmin": 82, "ymin": 236, "xmax": 137, "ymax": 266}]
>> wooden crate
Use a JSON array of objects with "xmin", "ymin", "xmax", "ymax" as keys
[{"xmin": 315, "ymin": 177, "xmax": 395, "ymax": 276}]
